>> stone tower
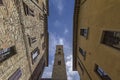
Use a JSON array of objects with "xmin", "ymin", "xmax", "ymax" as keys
[{"xmin": 52, "ymin": 45, "xmax": 67, "ymax": 80}]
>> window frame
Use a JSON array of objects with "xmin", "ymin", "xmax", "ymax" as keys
[
  {"xmin": 58, "ymin": 52, "xmax": 61, "ymax": 55},
  {"xmin": 58, "ymin": 60, "xmax": 61, "ymax": 65},
  {"xmin": 81, "ymin": 0, "xmax": 87, "ymax": 5},
  {"xmin": 79, "ymin": 47, "xmax": 86, "ymax": 60},
  {"xmin": 35, "ymin": 0, "xmax": 39, "ymax": 3},
  {"xmin": 28, "ymin": 36, "xmax": 37, "ymax": 47},
  {"xmin": 23, "ymin": 2, "xmax": 34, "ymax": 17},
  {"xmin": 0, "ymin": 46, "xmax": 16, "ymax": 63},
  {"xmin": 8, "ymin": 68, "xmax": 22, "ymax": 80},
  {"xmin": 42, "ymin": 41, "xmax": 45, "ymax": 50},
  {"xmin": 101, "ymin": 30, "xmax": 120, "ymax": 50},
  {"xmin": 94, "ymin": 64, "xmax": 111, "ymax": 80},
  {"xmin": 0, "ymin": 0, "xmax": 3, "ymax": 5},
  {"xmin": 80, "ymin": 27, "xmax": 89, "ymax": 39},
  {"xmin": 31, "ymin": 47, "xmax": 40, "ymax": 64},
  {"xmin": 58, "ymin": 48, "xmax": 61, "ymax": 50}
]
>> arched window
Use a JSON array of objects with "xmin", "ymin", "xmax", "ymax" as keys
[{"xmin": 58, "ymin": 61, "xmax": 61, "ymax": 65}]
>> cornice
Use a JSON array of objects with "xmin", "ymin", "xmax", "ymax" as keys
[{"xmin": 73, "ymin": 0, "xmax": 81, "ymax": 71}]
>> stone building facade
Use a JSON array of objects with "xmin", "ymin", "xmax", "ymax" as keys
[
  {"xmin": 0, "ymin": 0, "xmax": 49, "ymax": 80},
  {"xmin": 73, "ymin": 0, "xmax": 120, "ymax": 80},
  {"xmin": 52, "ymin": 45, "xmax": 67, "ymax": 80}
]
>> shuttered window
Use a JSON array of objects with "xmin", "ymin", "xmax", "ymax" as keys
[{"xmin": 0, "ymin": 0, "xmax": 3, "ymax": 5}]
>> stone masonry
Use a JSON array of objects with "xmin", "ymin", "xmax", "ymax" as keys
[
  {"xmin": 0, "ymin": 0, "xmax": 49, "ymax": 80},
  {"xmin": 52, "ymin": 45, "xmax": 67, "ymax": 80}
]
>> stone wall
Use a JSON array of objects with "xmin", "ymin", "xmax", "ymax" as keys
[
  {"xmin": 0, "ymin": 0, "xmax": 31, "ymax": 80},
  {"xmin": 0, "ymin": 0, "xmax": 49, "ymax": 80}
]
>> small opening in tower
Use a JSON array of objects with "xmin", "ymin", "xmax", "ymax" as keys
[
  {"xmin": 58, "ymin": 52, "xmax": 61, "ymax": 55},
  {"xmin": 58, "ymin": 48, "xmax": 61, "ymax": 50},
  {"xmin": 58, "ymin": 61, "xmax": 61, "ymax": 65}
]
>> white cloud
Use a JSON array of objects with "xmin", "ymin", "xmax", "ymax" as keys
[
  {"xmin": 54, "ymin": 20, "xmax": 61, "ymax": 27},
  {"xmin": 49, "ymin": 32, "xmax": 65, "ymax": 54},
  {"xmin": 65, "ymin": 54, "xmax": 80, "ymax": 80},
  {"xmin": 59, "ymin": 38, "xmax": 64, "ymax": 45},
  {"xmin": 64, "ymin": 28, "xmax": 69, "ymax": 34},
  {"xmin": 51, "ymin": 0, "xmax": 64, "ymax": 15},
  {"xmin": 66, "ymin": 55, "xmax": 72, "ymax": 60}
]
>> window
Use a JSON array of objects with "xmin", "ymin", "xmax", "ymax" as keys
[
  {"xmin": 101, "ymin": 31, "xmax": 120, "ymax": 50},
  {"xmin": 58, "ymin": 48, "xmax": 61, "ymax": 50},
  {"xmin": 0, "ymin": 0, "xmax": 3, "ymax": 5},
  {"xmin": 81, "ymin": 0, "xmax": 87, "ymax": 5},
  {"xmin": 30, "ymin": 55, "xmax": 45, "ymax": 80},
  {"xmin": 35, "ymin": 0, "xmax": 39, "ymax": 3},
  {"xmin": 39, "ymin": 13, "xmax": 44, "ymax": 20},
  {"xmin": 23, "ymin": 2, "xmax": 34, "ymax": 17},
  {"xmin": 31, "ymin": 37, "xmax": 37, "ymax": 43},
  {"xmin": 40, "ymin": 33, "xmax": 44, "ymax": 39},
  {"xmin": 28, "ymin": 9, "xmax": 34, "ymax": 16},
  {"xmin": 0, "ymin": 46, "xmax": 16, "ymax": 63},
  {"xmin": 14, "ymin": 0, "xmax": 19, "ymax": 5},
  {"xmin": 31, "ymin": 0, "xmax": 39, "ymax": 3},
  {"xmin": 80, "ymin": 28, "xmax": 89, "ymax": 39},
  {"xmin": 43, "ymin": 14, "xmax": 47, "ymax": 26},
  {"xmin": 42, "ymin": 41, "xmax": 45, "ymax": 50},
  {"xmin": 8, "ymin": 68, "xmax": 22, "ymax": 80},
  {"xmin": 31, "ymin": 47, "xmax": 40, "ymax": 64},
  {"xmin": 28, "ymin": 36, "xmax": 37, "ymax": 47},
  {"xmin": 58, "ymin": 52, "xmax": 61, "ymax": 55},
  {"xmin": 79, "ymin": 47, "xmax": 86, "ymax": 60},
  {"xmin": 78, "ymin": 62, "xmax": 84, "ymax": 75},
  {"xmin": 58, "ymin": 61, "xmax": 61, "ymax": 65},
  {"xmin": 94, "ymin": 64, "xmax": 111, "ymax": 80},
  {"xmin": 42, "ymin": 2, "xmax": 45, "ymax": 12},
  {"xmin": 23, "ymin": 2, "xmax": 29, "ymax": 15}
]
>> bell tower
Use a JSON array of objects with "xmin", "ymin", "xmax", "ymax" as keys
[{"xmin": 52, "ymin": 45, "xmax": 67, "ymax": 80}]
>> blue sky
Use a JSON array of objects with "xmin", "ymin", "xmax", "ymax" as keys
[{"xmin": 42, "ymin": 0, "xmax": 80, "ymax": 80}]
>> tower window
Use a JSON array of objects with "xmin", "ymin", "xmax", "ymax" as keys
[
  {"xmin": 94, "ymin": 64, "xmax": 111, "ymax": 80},
  {"xmin": 101, "ymin": 31, "xmax": 120, "ymax": 50},
  {"xmin": 58, "ymin": 52, "xmax": 61, "ymax": 55},
  {"xmin": 58, "ymin": 48, "xmax": 61, "ymax": 50},
  {"xmin": 58, "ymin": 61, "xmax": 61, "ymax": 65},
  {"xmin": 0, "ymin": 0, "xmax": 3, "ymax": 5}
]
